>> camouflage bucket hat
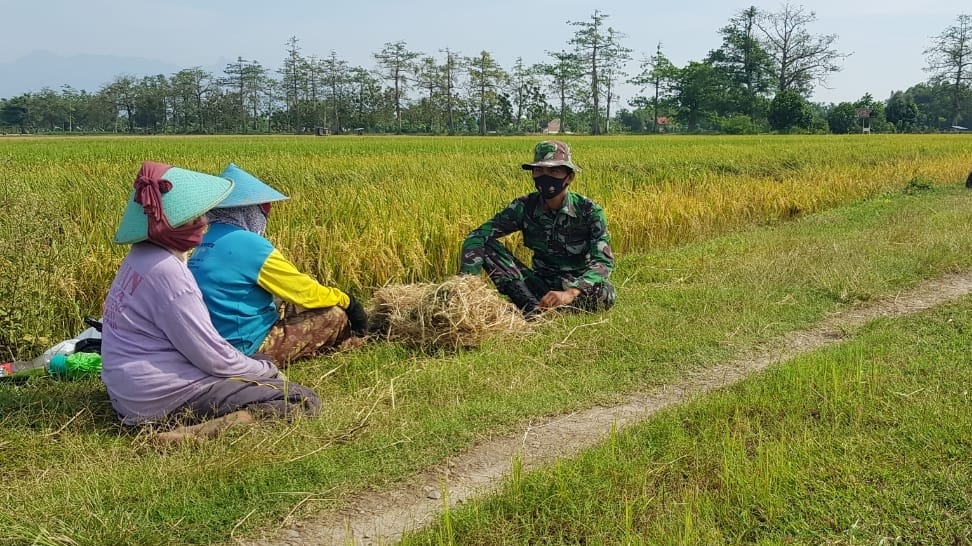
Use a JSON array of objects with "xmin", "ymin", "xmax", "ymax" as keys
[{"xmin": 521, "ymin": 140, "xmax": 581, "ymax": 172}]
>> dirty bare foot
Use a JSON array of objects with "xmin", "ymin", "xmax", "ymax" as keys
[
  {"xmin": 151, "ymin": 410, "xmax": 256, "ymax": 446},
  {"xmin": 337, "ymin": 335, "xmax": 368, "ymax": 351}
]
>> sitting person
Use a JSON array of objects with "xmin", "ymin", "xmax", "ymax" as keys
[
  {"xmin": 188, "ymin": 163, "xmax": 367, "ymax": 366},
  {"xmin": 459, "ymin": 140, "xmax": 616, "ymax": 317},
  {"xmin": 101, "ymin": 161, "xmax": 320, "ymax": 443}
]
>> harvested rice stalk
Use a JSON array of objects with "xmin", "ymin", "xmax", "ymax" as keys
[{"xmin": 367, "ymin": 275, "xmax": 532, "ymax": 351}]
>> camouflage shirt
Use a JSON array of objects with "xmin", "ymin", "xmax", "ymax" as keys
[{"xmin": 460, "ymin": 191, "xmax": 614, "ymax": 293}]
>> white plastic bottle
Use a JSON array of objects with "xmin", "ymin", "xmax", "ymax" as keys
[{"xmin": 31, "ymin": 339, "xmax": 79, "ymax": 369}]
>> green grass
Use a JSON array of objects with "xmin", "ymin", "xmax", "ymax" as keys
[
  {"xmin": 3, "ymin": 180, "xmax": 972, "ymax": 544},
  {"xmin": 403, "ymin": 297, "xmax": 972, "ymax": 545}
]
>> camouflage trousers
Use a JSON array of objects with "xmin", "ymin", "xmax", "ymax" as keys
[
  {"xmin": 258, "ymin": 305, "xmax": 350, "ymax": 367},
  {"xmin": 480, "ymin": 239, "xmax": 616, "ymax": 315}
]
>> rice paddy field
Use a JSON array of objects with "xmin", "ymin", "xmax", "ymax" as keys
[{"xmin": 2, "ymin": 134, "xmax": 969, "ymax": 360}]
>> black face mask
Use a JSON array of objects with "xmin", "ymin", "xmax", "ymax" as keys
[{"xmin": 533, "ymin": 175, "xmax": 569, "ymax": 199}]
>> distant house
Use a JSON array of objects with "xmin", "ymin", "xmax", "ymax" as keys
[{"xmin": 544, "ymin": 119, "xmax": 561, "ymax": 134}]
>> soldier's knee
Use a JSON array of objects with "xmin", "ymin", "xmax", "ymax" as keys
[{"xmin": 587, "ymin": 282, "xmax": 617, "ymax": 311}]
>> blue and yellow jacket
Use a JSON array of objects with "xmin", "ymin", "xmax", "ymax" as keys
[{"xmin": 188, "ymin": 223, "xmax": 349, "ymax": 355}]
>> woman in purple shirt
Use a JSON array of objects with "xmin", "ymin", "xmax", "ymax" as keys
[{"xmin": 101, "ymin": 161, "xmax": 320, "ymax": 443}]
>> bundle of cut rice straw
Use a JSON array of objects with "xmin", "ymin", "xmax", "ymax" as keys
[{"xmin": 367, "ymin": 275, "xmax": 533, "ymax": 351}]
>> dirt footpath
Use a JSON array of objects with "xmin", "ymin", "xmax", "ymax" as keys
[{"xmin": 246, "ymin": 272, "xmax": 972, "ymax": 546}]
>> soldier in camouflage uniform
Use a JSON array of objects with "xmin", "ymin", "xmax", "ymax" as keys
[{"xmin": 459, "ymin": 140, "xmax": 616, "ymax": 317}]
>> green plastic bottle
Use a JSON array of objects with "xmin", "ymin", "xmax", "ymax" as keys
[{"xmin": 48, "ymin": 352, "xmax": 102, "ymax": 379}]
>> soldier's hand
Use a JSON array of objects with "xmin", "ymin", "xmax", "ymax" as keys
[{"xmin": 539, "ymin": 288, "xmax": 581, "ymax": 309}]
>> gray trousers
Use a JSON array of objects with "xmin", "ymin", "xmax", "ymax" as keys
[{"xmin": 170, "ymin": 376, "xmax": 321, "ymax": 425}]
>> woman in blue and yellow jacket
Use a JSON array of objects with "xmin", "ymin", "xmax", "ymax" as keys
[{"xmin": 188, "ymin": 164, "xmax": 368, "ymax": 367}]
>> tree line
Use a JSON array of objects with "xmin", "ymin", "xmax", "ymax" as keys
[{"xmin": 1, "ymin": 5, "xmax": 969, "ymax": 135}]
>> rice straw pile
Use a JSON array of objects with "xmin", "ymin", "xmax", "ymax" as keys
[{"xmin": 367, "ymin": 275, "xmax": 533, "ymax": 351}]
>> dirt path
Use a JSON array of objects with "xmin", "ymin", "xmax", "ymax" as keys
[{"xmin": 247, "ymin": 271, "xmax": 972, "ymax": 546}]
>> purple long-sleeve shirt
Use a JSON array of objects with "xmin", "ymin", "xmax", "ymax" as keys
[{"xmin": 101, "ymin": 242, "xmax": 279, "ymax": 425}]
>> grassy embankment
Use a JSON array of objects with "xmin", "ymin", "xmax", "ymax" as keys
[{"xmin": 405, "ymin": 295, "xmax": 972, "ymax": 545}]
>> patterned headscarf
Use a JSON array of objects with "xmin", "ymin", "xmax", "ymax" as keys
[
  {"xmin": 134, "ymin": 161, "xmax": 208, "ymax": 251},
  {"xmin": 207, "ymin": 205, "xmax": 268, "ymax": 235}
]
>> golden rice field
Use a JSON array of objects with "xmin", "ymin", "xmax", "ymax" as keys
[{"xmin": 2, "ymin": 134, "xmax": 970, "ymax": 359}]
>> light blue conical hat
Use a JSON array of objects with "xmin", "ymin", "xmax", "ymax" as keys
[
  {"xmin": 113, "ymin": 164, "xmax": 234, "ymax": 244},
  {"xmin": 214, "ymin": 163, "xmax": 289, "ymax": 208}
]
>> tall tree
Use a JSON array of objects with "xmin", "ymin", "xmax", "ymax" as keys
[
  {"xmin": 509, "ymin": 57, "xmax": 546, "ymax": 132},
  {"xmin": 707, "ymin": 6, "xmax": 774, "ymax": 119},
  {"xmin": 439, "ymin": 48, "xmax": 463, "ymax": 135},
  {"xmin": 924, "ymin": 14, "xmax": 972, "ymax": 126},
  {"xmin": 0, "ymin": 94, "xmax": 32, "ymax": 133},
  {"xmin": 373, "ymin": 40, "xmax": 422, "ymax": 133},
  {"xmin": 80, "ymin": 89, "xmax": 117, "ymax": 132},
  {"xmin": 629, "ymin": 43, "xmax": 678, "ymax": 133},
  {"xmin": 539, "ymin": 50, "xmax": 583, "ymax": 133},
  {"xmin": 672, "ymin": 62, "xmax": 729, "ymax": 131},
  {"xmin": 509, "ymin": 57, "xmax": 531, "ymax": 132},
  {"xmin": 305, "ymin": 55, "xmax": 327, "ymax": 130},
  {"xmin": 222, "ymin": 57, "xmax": 265, "ymax": 133},
  {"xmin": 465, "ymin": 50, "xmax": 507, "ymax": 135},
  {"xmin": 59, "ymin": 85, "xmax": 80, "ymax": 131},
  {"xmin": 415, "ymin": 55, "xmax": 442, "ymax": 132},
  {"xmin": 33, "ymin": 87, "xmax": 67, "ymax": 131},
  {"xmin": 347, "ymin": 66, "xmax": 386, "ymax": 132},
  {"xmin": 885, "ymin": 90, "xmax": 920, "ymax": 132},
  {"xmin": 171, "ymin": 68, "xmax": 211, "ymax": 133},
  {"xmin": 756, "ymin": 3, "xmax": 847, "ymax": 95},
  {"xmin": 133, "ymin": 74, "xmax": 171, "ymax": 133},
  {"xmin": 222, "ymin": 56, "xmax": 248, "ymax": 132},
  {"xmin": 263, "ymin": 77, "xmax": 281, "ymax": 132},
  {"xmin": 279, "ymin": 36, "xmax": 306, "ymax": 132},
  {"xmin": 102, "ymin": 75, "xmax": 139, "ymax": 133},
  {"xmin": 569, "ymin": 9, "xmax": 612, "ymax": 134},
  {"xmin": 601, "ymin": 27, "xmax": 631, "ymax": 134},
  {"xmin": 322, "ymin": 51, "xmax": 349, "ymax": 132}
]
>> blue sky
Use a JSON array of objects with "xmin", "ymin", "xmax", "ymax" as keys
[{"xmin": 3, "ymin": 0, "xmax": 968, "ymax": 104}]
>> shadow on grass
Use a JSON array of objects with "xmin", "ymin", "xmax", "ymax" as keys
[{"xmin": 0, "ymin": 376, "xmax": 132, "ymax": 436}]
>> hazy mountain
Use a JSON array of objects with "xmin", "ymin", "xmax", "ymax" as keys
[{"xmin": 0, "ymin": 51, "xmax": 228, "ymax": 99}]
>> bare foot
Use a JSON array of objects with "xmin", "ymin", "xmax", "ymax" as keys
[
  {"xmin": 151, "ymin": 429, "xmax": 202, "ymax": 447},
  {"xmin": 338, "ymin": 336, "xmax": 368, "ymax": 351},
  {"xmin": 150, "ymin": 410, "xmax": 255, "ymax": 446}
]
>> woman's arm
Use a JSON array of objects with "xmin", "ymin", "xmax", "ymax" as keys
[{"xmin": 158, "ymin": 289, "xmax": 281, "ymax": 378}]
